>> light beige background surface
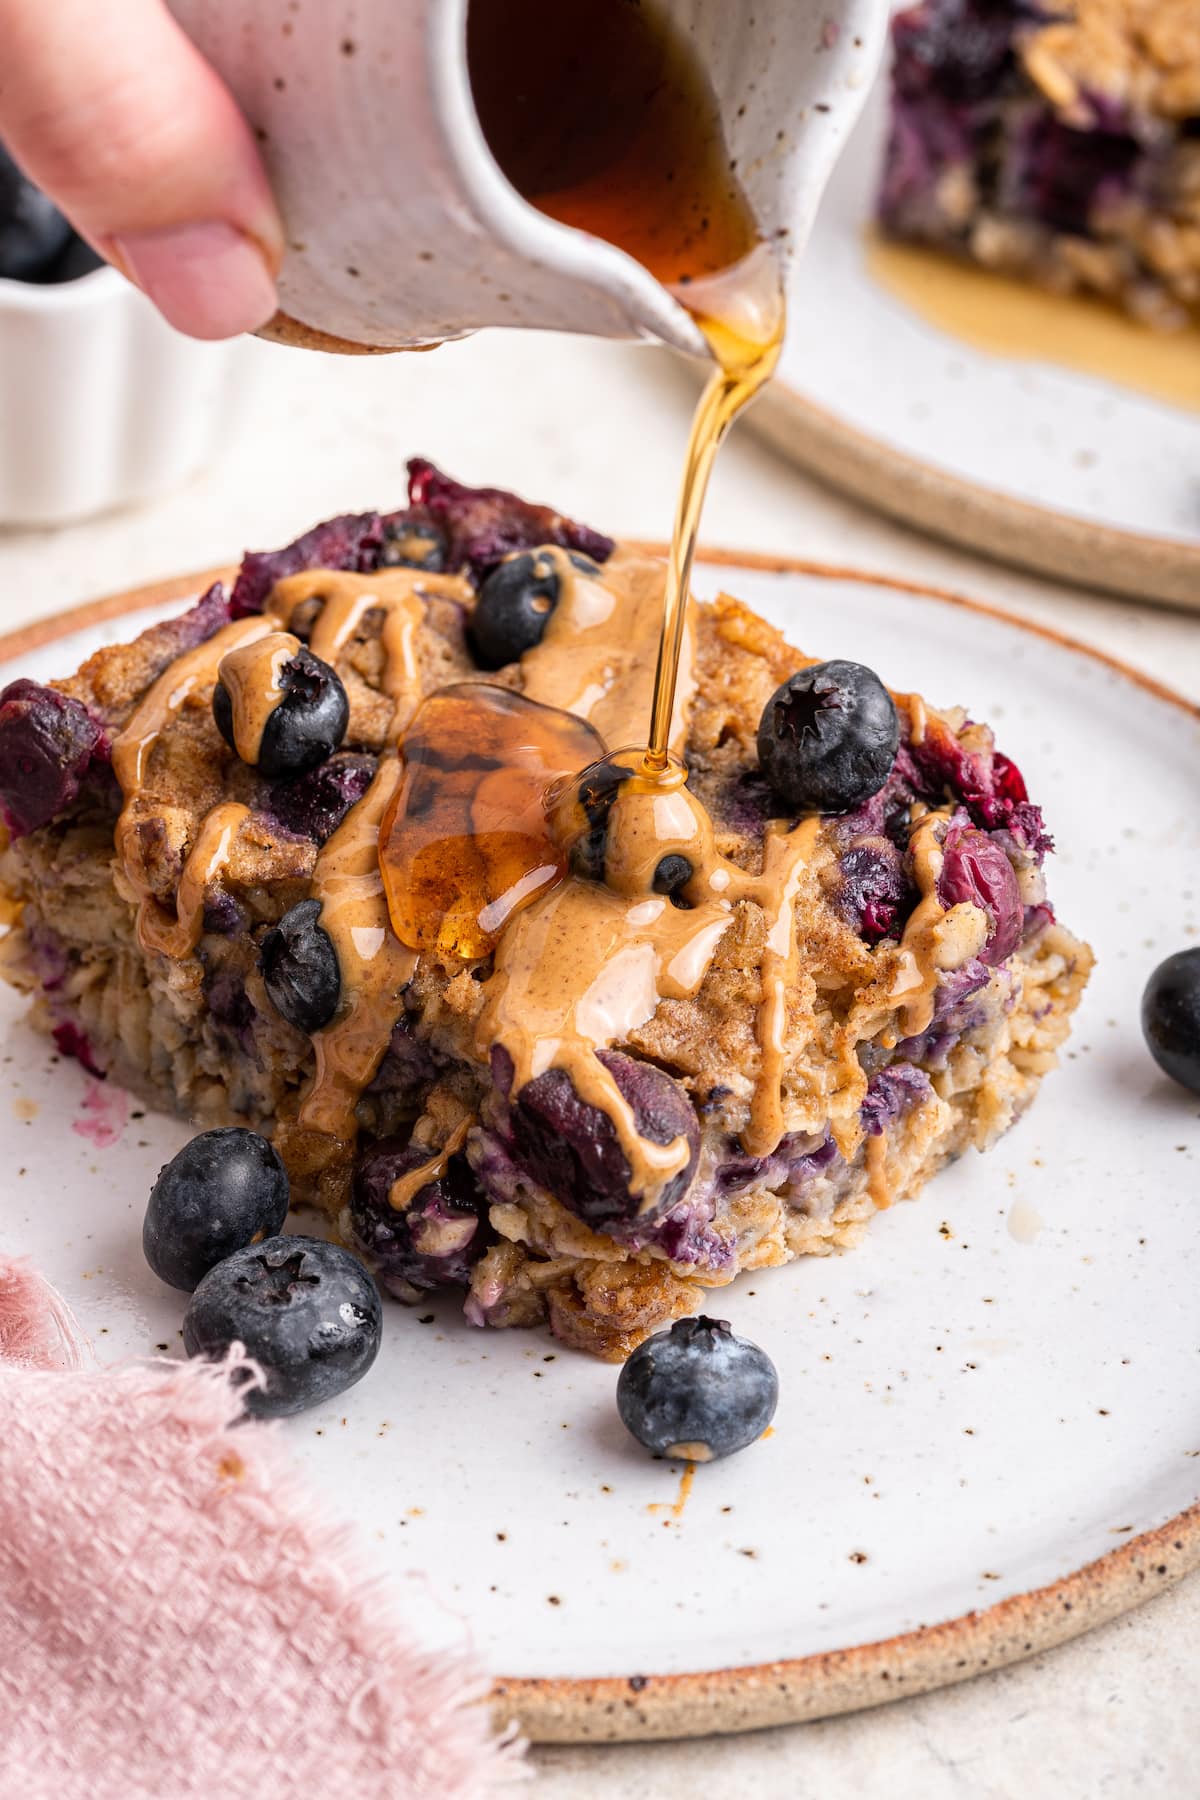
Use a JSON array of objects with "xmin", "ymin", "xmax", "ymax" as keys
[{"xmin": 2, "ymin": 326, "xmax": 1196, "ymax": 1797}]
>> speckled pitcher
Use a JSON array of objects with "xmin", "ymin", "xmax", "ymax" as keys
[{"xmin": 168, "ymin": 0, "xmax": 888, "ymax": 353}]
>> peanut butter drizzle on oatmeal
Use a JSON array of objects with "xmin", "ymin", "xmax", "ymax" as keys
[
  {"xmin": 865, "ymin": 1131, "xmax": 891, "ymax": 1210},
  {"xmin": 111, "ymin": 616, "xmax": 275, "ymax": 795},
  {"xmin": 272, "ymin": 568, "xmax": 472, "ymax": 741},
  {"xmin": 734, "ymin": 817, "xmax": 824, "ymax": 1159},
  {"xmin": 480, "ymin": 755, "xmax": 827, "ymax": 1185},
  {"xmin": 889, "ymin": 808, "xmax": 992, "ymax": 1039},
  {"xmin": 520, "ymin": 547, "xmax": 696, "ymax": 757},
  {"xmin": 299, "ymin": 757, "xmax": 416, "ymax": 1140},
  {"xmin": 134, "ymin": 802, "xmax": 251, "ymax": 958},
  {"xmin": 476, "ymin": 878, "xmax": 734, "ymax": 1210},
  {"xmin": 216, "ymin": 632, "xmax": 298, "ymax": 765},
  {"xmin": 387, "ymin": 1116, "xmax": 472, "ymax": 1212}
]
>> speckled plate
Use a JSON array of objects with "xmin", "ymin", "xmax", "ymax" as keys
[
  {"xmin": 1, "ymin": 551, "xmax": 1198, "ymax": 1745},
  {"xmin": 751, "ymin": 75, "xmax": 1200, "ymax": 609}
]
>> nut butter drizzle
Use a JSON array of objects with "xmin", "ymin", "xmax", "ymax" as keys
[
  {"xmin": 299, "ymin": 757, "xmax": 415, "ymax": 1140},
  {"xmin": 889, "ymin": 808, "xmax": 990, "ymax": 1040},
  {"xmin": 476, "ymin": 880, "xmax": 734, "ymax": 1210},
  {"xmin": 111, "ymin": 616, "xmax": 275, "ymax": 948},
  {"xmin": 217, "ymin": 632, "xmax": 297, "ymax": 764},
  {"xmin": 108, "ymin": 570, "xmax": 465, "ymax": 1138},
  {"xmin": 479, "ymin": 760, "xmax": 827, "ymax": 1195},
  {"xmin": 519, "ymin": 547, "xmax": 696, "ymax": 758},
  {"xmin": 387, "ymin": 1115, "xmax": 472, "ymax": 1212},
  {"xmin": 136, "ymin": 803, "xmax": 251, "ymax": 958}
]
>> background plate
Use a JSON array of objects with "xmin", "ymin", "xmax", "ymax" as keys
[
  {"xmin": 1, "ymin": 553, "xmax": 1198, "ymax": 1743},
  {"xmin": 752, "ymin": 76, "xmax": 1200, "ymax": 609}
]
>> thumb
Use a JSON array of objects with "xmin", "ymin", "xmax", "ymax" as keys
[{"xmin": 0, "ymin": 0, "xmax": 283, "ymax": 339}]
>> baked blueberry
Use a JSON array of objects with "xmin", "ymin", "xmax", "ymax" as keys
[
  {"xmin": 1142, "ymin": 948, "xmax": 1200, "ymax": 1095},
  {"xmin": 183, "ymin": 1235, "xmax": 382, "ymax": 1417},
  {"xmin": 259, "ymin": 900, "xmax": 341, "ymax": 1033},
  {"xmin": 350, "ymin": 1137, "xmax": 490, "ymax": 1301},
  {"xmin": 468, "ymin": 551, "xmax": 559, "ymax": 667},
  {"xmin": 616, "ymin": 1316, "xmax": 779, "ymax": 1460},
  {"xmin": 652, "ymin": 855, "xmax": 694, "ymax": 898},
  {"xmin": 143, "ymin": 1127, "xmax": 289, "ymax": 1292},
  {"xmin": 511, "ymin": 1049, "xmax": 699, "ymax": 1231},
  {"xmin": 0, "ymin": 144, "xmax": 73, "ymax": 281},
  {"xmin": 378, "ymin": 513, "xmax": 446, "ymax": 571},
  {"xmin": 0, "ymin": 679, "xmax": 108, "ymax": 838},
  {"xmin": 758, "ymin": 661, "xmax": 899, "ymax": 814},
  {"xmin": 213, "ymin": 646, "xmax": 348, "ymax": 778}
]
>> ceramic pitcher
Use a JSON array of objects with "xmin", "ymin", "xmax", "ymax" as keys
[{"xmin": 167, "ymin": 0, "xmax": 888, "ymax": 353}]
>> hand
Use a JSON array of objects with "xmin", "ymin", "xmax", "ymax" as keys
[{"xmin": 0, "ymin": 0, "xmax": 284, "ymax": 339}]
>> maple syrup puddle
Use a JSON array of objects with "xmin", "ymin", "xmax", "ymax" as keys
[
  {"xmin": 867, "ymin": 232, "xmax": 1200, "ymax": 416},
  {"xmin": 378, "ymin": 683, "xmax": 604, "ymax": 961}
]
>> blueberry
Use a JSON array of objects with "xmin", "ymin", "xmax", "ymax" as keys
[
  {"xmin": 758, "ymin": 661, "xmax": 899, "ymax": 814},
  {"xmin": 349, "ymin": 1137, "xmax": 490, "ymax": 1301},
  {"xmin": 259, "ymin": 900, "xmax": 341, "ymax": 1034},
  {"xmin": 213, "ymin": 646, "xmax": 348, "ymax": 778},
  {"xmin": 468, "ymin": 551, "xmax": 559, "ymax": 668},
  {"xmin": 653, "ymin": 855, "xmax": 694, "ymax": 898},
  {"xmin": 143, "ymin": 1127, "xmax": 289, "ymax": 1293},
  {"xmin": 378, "ymin": 512, "xmax": 446, "ymax": 571},
  {"xmin": 511, "ymin": 1049, "xmax": 699, "ymax": 1231},
  {"xmin": 0, "ymin": 144, "xmax": 73, "ymax": 281},
  {"xmin": 937, "ymin": 823, "xmax": 1022, "ymax": 965},
  {"xmin": 266, "ymin": 751, "xmax": 376, "ymax": 845},
  {"xmin": 0, "ymin": 678, "xmax": 108, "ymax": 839},
  {"xmin": 1142, "ymin": 949, "xmax": 1200, "ymax": 1095},
  {"xmin": 183, "ymin": 1235, "xmax": 382, "ymax": 1418},
  {"xmin": 616, "ymin": 1316, "xmax": 779, "ymax": 1461},
  {"xmin": 563, "ymin": 755, "xmax": 634, "ymax": 882}
]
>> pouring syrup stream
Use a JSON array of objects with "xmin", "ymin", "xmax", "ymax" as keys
[{"xmin": 467, "ymin": 0, "xmax": 786, "ymax": 778}]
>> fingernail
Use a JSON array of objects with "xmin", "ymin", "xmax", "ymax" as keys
[{"xmin": 114, "ymin": 220, "xmax": 278, "ymax": 340}]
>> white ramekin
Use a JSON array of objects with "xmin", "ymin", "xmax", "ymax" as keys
[{"xmin": 0, "ymin": 263, "xmax": 254, "ymax": 528}]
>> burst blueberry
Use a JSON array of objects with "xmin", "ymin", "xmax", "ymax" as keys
[
  {"xmin": 617, "ymin": 1316, "xmax": 779, "ymax": 1461},
  {"xmin": 349, "ymin": 1137, "xmax": 490, "ymax": 1301},
  {"xmin": 143, "ymin": 1127, "xmax": 290, "ymax": 1292},
  {"xmin": 653, "ymin": 855, "xmax": 694, "ymax": 899},
  {"xmin": 511, "ymin": 1050, "xmax": 699, "ymax": 1231},
  {"xmin": 1142, "ymin": 948, "xmax": 1200, "ymax": 1095},
  {"xmin": 468, "ymin": 551, "xmax": 559, "ymax": 667},
  {"xmin": 259, "ymin": 900, "xmax": 341, "ymax": 1033},
  {"xmin": 213, "ymin": 646, "xmax": 349, "ymax": 778},
  {"xmin": 183, "ymin": 1235, "xmax": 382, "ymax": 1418},
  {"xmin": 758, "ymin": 661, "xmax": 900, "ymax": 814}
]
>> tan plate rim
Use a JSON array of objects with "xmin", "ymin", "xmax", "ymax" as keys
[
  {"xmin": 1, "ymin": 548, "xmax": 1197, "ymax": 1745},
  {"xmin": 750, "ymin": 381, "xmax": 1200, "ymax": 614}
]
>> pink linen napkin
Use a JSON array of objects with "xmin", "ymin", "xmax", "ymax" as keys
[{"xmin": 0, "ymin": 1257, "xmax": 523, "ymax": 1799}]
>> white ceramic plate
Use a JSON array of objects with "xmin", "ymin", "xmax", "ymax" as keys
[
  {"xmin": 752, "ymin": 76, "xmax": 1200, "ymax": 609},
  {"xmin": 2, "ymin": 554, "xmax": 1199, "ymax": 1743}
]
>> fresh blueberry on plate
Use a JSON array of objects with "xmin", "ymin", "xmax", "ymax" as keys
[
  {"xmin": 143, "ymin": 1127, "xmax": 290, "ymax": 1292},
  {"xmin": 259, "ymin": 899, "xmax": 341, "ymax": 1034},
  {"xmin": 617, "ymin": 1316, "xmax": 779, "ymax": 1460},
  {"xmin": 758, "ymin": 660, "xmax": 899, "ymax": 814},
  {"xmin": 1142, "ymin": 948, "xmax": 1200, "ymax": 1095},
  {"xmin": 183, "ymin": 1236, "xmax": 382, "ymax": 1418},
  {"xmin": 469, "ymin": 550, "xmax": 559, "ymax": 667},
  {"xmin": 213, "ymin": 646, "xmax": 349, "ymax": 778}
]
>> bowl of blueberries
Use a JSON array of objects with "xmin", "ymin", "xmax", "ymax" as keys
[{"xmin": 0, "ymin": 143, "xmax": 254, "ymax": 528}]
